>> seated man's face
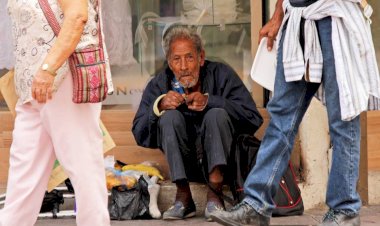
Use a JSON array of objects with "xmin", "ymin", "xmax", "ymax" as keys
[{"xmin": 168, "ymin": 38, "xmax": 205, "ymax": 88}]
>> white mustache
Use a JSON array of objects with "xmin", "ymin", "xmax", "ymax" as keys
[
  {"xmin": 179, "ymin": 73, "xmax": 191, "ymax": 77},
  {"xmin": 181, "ymin": 81, "xmax": 195, "ymax": 88},
  {"xmin": 179, "ymin": 76, "xmax": 198, "ymax": 88}
]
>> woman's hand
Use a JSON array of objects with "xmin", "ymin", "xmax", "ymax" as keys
[
  {"xmin": 259, "ymin": 0, "xmax": 284, "ymax": 51},
  {"xmin": 31, "ymin": 70, "xmax": 55, "ymax": 103}
]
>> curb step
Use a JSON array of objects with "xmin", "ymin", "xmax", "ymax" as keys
[
  {"xmin": 38, "ymin": 210, "xmax": 76, "ymax": 218},
  {"xmin": 56, "ymin": 182, "xmax": 219, "ymax": 217},
  {"xmin": 1, "ymin": 182, "xmax": 233, "ymax": 219}
]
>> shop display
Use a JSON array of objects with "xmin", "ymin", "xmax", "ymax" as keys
[
  {"xmin": 104, "ymin": 0, "xmax": 252, "ymax": 105},
  {"xmin": 0, "ymin": 0, "xmax": 15, "ymax": 70},
  {"xmin": 101, "ymin": 0, "xmax": 136, "ymax": 66},
  {"xmin": 182, "ymin": 0, "xmax": 238, "ymax": 24}
]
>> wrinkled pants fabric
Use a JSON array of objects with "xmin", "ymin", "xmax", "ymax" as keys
[
  {"xmin": 158, "ymin": 108, "xmax": 234, "ymax": 182},
  {"xmin": 243, "ymin": 17, "xmax": 361, "ymax": 217},
  {"xmin": 0, "ymin": 73, "xmax": 110, "ymax": 226}
]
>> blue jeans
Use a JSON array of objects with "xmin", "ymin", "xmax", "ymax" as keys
[{"xmin": 243, "ymin": 17, "xmax": 361, "ymax": 217}]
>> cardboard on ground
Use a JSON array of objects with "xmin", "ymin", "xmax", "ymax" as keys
[{"xmin": 47, "ymin": 121, "xmax": 115, "ymax": 191}]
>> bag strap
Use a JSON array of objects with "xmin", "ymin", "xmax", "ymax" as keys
[
  {"xmin": 199, "ymin": 158, "xmax": 238, "ymax": 206},
  {"xmin": 38, "ymin": 0, "xmax": 60, "ymax": 36},
  {"xmin": 196, "ymin": 133, "xmax": 240, "ymax": 206},
  {"xmin": 37, "ymin": 0, "xmax": 103, "ymax": 48}
]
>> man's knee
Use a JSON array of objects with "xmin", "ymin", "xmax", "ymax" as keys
[
  {"xmin": 203, "ymin": 108, "xmax": 230, "ymax": 126},
  {"xmin": 158, "ymin": 110, "xmax": 185, "ymax": 129}
]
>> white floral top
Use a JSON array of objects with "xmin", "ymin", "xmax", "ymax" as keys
[{"xmin": 7, "ymin": 0, "xmax": 113, "ymax": 104}]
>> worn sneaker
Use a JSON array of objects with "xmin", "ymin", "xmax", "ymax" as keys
[
  {"xmin": 210, "ymin": 202, "xmax": 270, "ymax": 226},
  {"xmin": 319, "ymin": 209, "xmax": 360, "ymax": 226},
  {"xmin": 204, "ymin": 201, "xmax": 225, "ymax": 221},
  {"xmin": 162, "ymin": 200, "xmax": 196, "ymax": 220}
]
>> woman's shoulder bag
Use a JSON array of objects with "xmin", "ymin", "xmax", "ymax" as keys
[{"xmin": 38, "ymin": 0, "xmax": 108, "ymax": 103}]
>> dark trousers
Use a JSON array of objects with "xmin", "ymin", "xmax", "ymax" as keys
[{"xmin": 158, "ymin": 108, "xmax": 234, "ymax": 182}]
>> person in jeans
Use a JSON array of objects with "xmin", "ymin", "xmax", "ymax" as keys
[
  {"xmin": 211, "ymin": 0, "xmax": 380, "ymax": 226},
  {"xmin": 132, "ymin": 25, "xmax": 263, "ymax": 221}
]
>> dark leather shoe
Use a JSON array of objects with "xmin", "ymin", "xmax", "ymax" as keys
[
  {"xmin": 319, "ymin": 209, "xmax": 360, "ymax": 226},
  {"xmin": 162, "ymin": 200, "xmax": 196, "ymax": 220},
  {"xmin": 210, "ymin": 202, "xmax": 270, "ymax": 226}
]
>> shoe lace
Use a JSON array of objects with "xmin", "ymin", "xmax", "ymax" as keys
[
  {"xmin": 230, "ymin": 202, "xmax": 247, "ymax": 211},
  {"xmin": 214, "ymin": 204, "xmax": 225, "ymax": 211},
  {"xmin": 323, "ymin": 209, "xmax": 339, "ymax": 223}
]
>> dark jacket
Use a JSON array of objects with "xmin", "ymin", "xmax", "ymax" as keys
[{"xmin": 132, "ymin": 60, "xmax": 263, "ymax": 148}]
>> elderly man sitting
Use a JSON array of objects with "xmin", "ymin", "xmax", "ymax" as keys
[{"xmin": 132, "ymin": 25, "xmax": 263, "ymax": 221}]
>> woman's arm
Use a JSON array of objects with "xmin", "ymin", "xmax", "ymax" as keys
[
  {"xmin": 259, "ymin": 0, "xmax": 284, "ymax": 51},
  {"xmin": 32, "ymin": 0, "xmax": 88, "ymax": 103}
]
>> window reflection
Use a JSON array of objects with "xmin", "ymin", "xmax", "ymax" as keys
[
  {"xmin": 101, "ymin": 0, "xmax": 252, "ymax": 109},
  {"xmin": 369, "ymin": 0, "xmax": 380, "ymax": 66}
]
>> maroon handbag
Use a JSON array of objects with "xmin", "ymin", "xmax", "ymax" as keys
[{"xmin": 38, "ymin": 0, "xmax": 108, "ymax": 103}]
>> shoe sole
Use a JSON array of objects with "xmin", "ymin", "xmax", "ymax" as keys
[
  {"xmin": 210, "ymin": 215, "xmax": 248, "ymax": 226},
  {"xmin": 205, "ymin": 217, "xmax": 213, "ymax": 222},
  {"xmin": 162, "ymin": 211, "xmax": 196, "ymax": 220},
  {"xmin": 205, "ymin": 211, "xmax": 222, "ymax": 222}
]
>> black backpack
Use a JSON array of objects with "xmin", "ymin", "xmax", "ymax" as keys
[{"xmin": 227, "ymin": 134, "xmax": 304, "ymax": 216}]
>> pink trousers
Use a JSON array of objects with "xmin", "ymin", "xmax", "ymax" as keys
[{"xmin": 0, "ymin": 73, "xmax": 110, "ymax": 226}]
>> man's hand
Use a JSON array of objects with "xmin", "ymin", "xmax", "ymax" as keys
[
  {"xmin": 31, "ymin": 70, "xmax": 55, "ymax": 103},
  {"xmin": 185, "ymin": 92, "xmax": 208, "ymax": 111},
  {"xmin": 259, "ymin": 0, "xmax": 284, "ymax": 51},
  {"xmin": 159, "ymin": 91, "xmax": 186, "ymax": 110}
]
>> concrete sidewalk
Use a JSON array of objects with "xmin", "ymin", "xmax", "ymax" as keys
[
  {"xmin": 3, "ymin": 182, "xmax": 380, "ymax": 225},
  {"xmin": 35, "ymin": 205, "xmax": 380, "ymax": 226}
]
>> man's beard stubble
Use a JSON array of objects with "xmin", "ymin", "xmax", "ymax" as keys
[
  {"xmin": 179, "ymin": 78, "xmax": 198, "ymax": 88},
  {"xmin": 177, "ymin": 71, "xmax": 199, "ymax": 88}
]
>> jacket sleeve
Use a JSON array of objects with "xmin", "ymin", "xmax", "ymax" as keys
[
  {"xmin": 206, "ymin": 64, "xmax": 263, "ymax": 134},
  {"xmin": 132, "ymin": 79, "xmax": 162, "ymax": 148}
]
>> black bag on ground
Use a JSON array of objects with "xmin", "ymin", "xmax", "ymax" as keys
[
  {"xmin": 272, "ymin": 162, "xmax": 304, "ymax": 216},
  {"xmin": 108, "ymin": 176, "xmax": 150, "ymax": 220},
  {"xmin": 228, "ymin": 134, "xmax": 261, "ymax": 202},
  {"xmin": 227, "ymin": 134, "xmax": 304, "ymax": 216},
  {"xmin": 40, "ymin": 189, "xmax": 64, "ymax": 218}
]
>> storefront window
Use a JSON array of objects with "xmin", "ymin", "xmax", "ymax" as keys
[
  {"xmin": 0, "ymin": 0, "xmax": 253, "ymax": 111},
  {"xmin": 2, "ymin": 1, "xmax": 379, "ymax": 111},
  {"xmin": 102, "ymin": 0, "xmax": 253, "ymax": 109},
  {"xmin": 369, "ymin": 0, "xmax": 380, "ymax": 66}
]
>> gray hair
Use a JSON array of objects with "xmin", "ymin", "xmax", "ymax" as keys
[{"xmin": 162, "ymin": 25, "xmax": 204, "ymax": 59}]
